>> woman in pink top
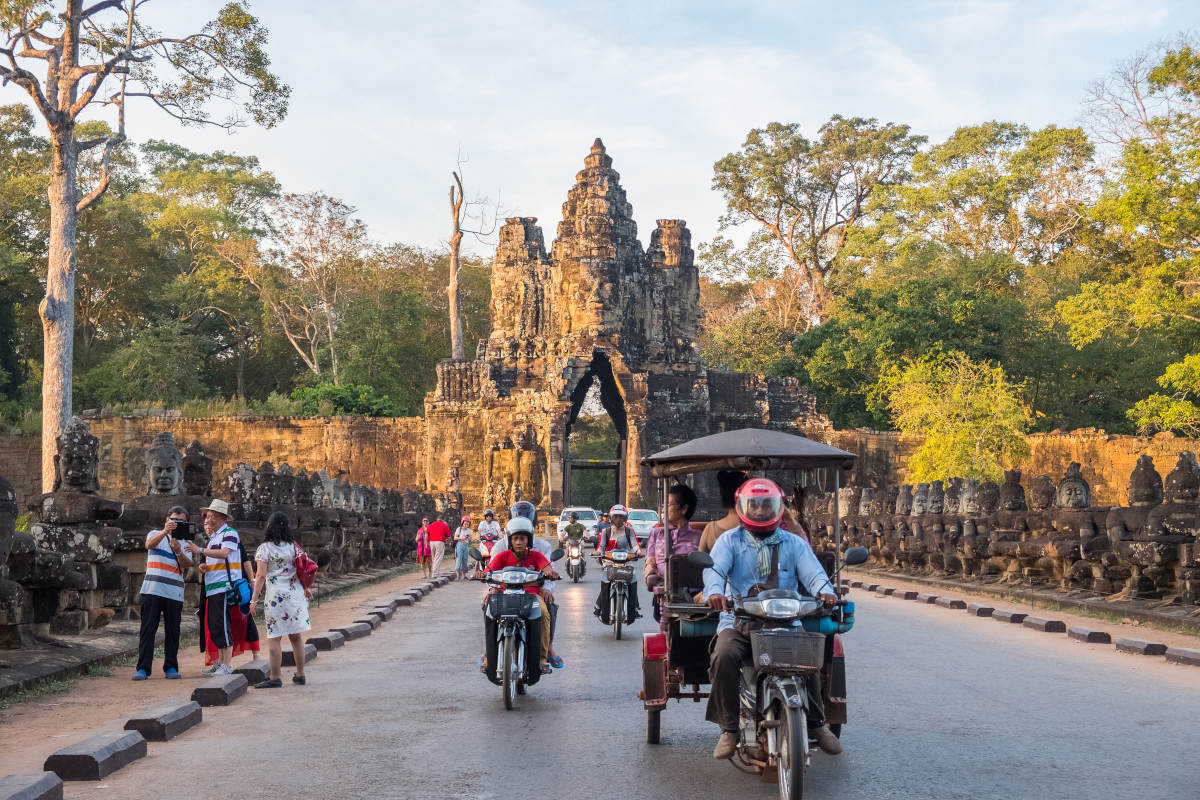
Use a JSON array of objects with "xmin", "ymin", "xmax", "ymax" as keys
[
  {"xmin": 416, "ymin": 517, "xmax": 432, "ymax": 579},
  {"xmin": 644, "ymin": 484, "xmax": 703, "ymax": 628}
]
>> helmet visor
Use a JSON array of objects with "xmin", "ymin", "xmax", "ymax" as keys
[{"xmin": 737, "ymin": 494, "xmax": 783, "ymax": 525}]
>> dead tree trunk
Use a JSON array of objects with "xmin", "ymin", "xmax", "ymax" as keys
[{"xmin": 448, "ymin": 171, "xmax": 466, "ymax": 361}]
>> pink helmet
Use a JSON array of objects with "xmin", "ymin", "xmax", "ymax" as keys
[
  {"xmin": 608, "ymin": 504, "xmax": 629, "ymax": 520},
  {"xmin": 735, "ymin": 478, "xmax": 785, "ymax": 534}
]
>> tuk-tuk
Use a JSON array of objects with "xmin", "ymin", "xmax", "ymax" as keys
[{"xmin": 638, "ymin": 428, "xmax": 857, "ymax": 755}]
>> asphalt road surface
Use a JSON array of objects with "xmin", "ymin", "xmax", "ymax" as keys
[{"xmin": 67, "ymin": 570, "xmax": 1199, "ymax": 800}]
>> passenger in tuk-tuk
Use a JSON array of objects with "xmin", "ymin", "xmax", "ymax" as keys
[
  {"xmin": 703, "ymin": 478, "xmax": 843, "ymax": 760},
  {"xmin": 644, "ymin": 484, "xmax": 703, "ymax": 627},
  {"xmin": 699, "ymin": 469, "xmax": 748, "ymax": 553},
  {"xmin": 593, "ymin": 505, "xmax": 643, "ymax": 624}
]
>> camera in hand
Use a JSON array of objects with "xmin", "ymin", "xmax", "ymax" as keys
[{"xmin": 172, "ymin": 520, "xmax": 191, "ymax": 537}]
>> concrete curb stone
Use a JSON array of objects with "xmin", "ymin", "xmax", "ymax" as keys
[
  {"xmin": 1115, "ymin": 638, "xmax": 1168, "ymax": 656},
  {"xmin": 898, "ymin": 590, "xmax": 919, "ymax": 600},
  {"xmin": 191, "ymin": 674, "xmax": 248, "ymax": 706},
  {"xmin": 394, "ymin": 595, "xmax": 415, "ymax": 607},
  {"xmin": 865, "ymin": 584, "xmax": 879, "ymax": 592},
  {"xmin": 307, "ymin": 631, "xmax": 345, "ymax": 651},
  {"xmin": 282, "ymin": 643, "xmax": 317, "ymax": 667},
  {"xmin": 331, "ymin": 622, "xmax": 371, "ymax": 640},
  {"xmin": 42, "ymin": 731, "xmax": 146, "ymax": 780},
  {"xmin": 0, "ymin": 772, "xmax": 63, "ymax": 800},
  {"xmin": 1022, "ymin": 617, "xmax": 1067, "ymax": 633},
  {"xmin": 233, "ymin": 660, "xmax": 270, "ymax": 683},
  {"xmin": 354, "ymin": 614, "xmax": 383, "ymax": 629},
  {"xmin": 935, "ymin": 597, "xmax": 967, "ymax": 609},
  {"xmin": 916, "ymin": 593, "xmax": 939, "ymax": 604},
  {"xmin": 1165, "ymin": 647, "xmax": 1200, "ymax": 666},
  {"xmin": 991, "ymin": 610, "xmax": 1027, "ymax": 624},
  {"xmin": 1068, "ymin": 626, "xmax": 1112, "ymax": 644},
  {"xmin": 371, "ymin": 605, "xmax": 396, "ymax": 620},
  {"xmin": 966, "ymin": 603, "xmax": 994, "ymax": 617},
  {"xmin": 123, "ymin": 698, "xmax": 202, "ymax": 741}
]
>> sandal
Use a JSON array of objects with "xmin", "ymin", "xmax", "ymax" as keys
[
  {"xmin": 292, "ymin": 675, "xmax": 306, "ymax": 685},
  {"xmin": 254, "ymin": 678, "xmax": 283, "ymax": 689},
  {"xmin": 548, "ymin": 655, "xmax": 565, "ymax": 669}
]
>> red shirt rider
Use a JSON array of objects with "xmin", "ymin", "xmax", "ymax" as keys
[{"xmin": 485, "ymin": 548, "xmax": 550, "ymax": 594}]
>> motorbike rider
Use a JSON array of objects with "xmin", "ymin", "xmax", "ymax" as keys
[
  {"xmin": 481, "ymin": 517, "xmax": 558, "ymax": 685},
  {"xmin": 494, "ymin": 502, "xmax": 565, "ymax": 670},
  {"xmin": 593, "ymin": 504, "xmax": 643, "ymax": 624},
  {"xmin": 563, "ymin": 512, "xmax": 588, "ymax": 577},
  {"xmin": 477, "ymin": 509, "xmax": 501, "ymax": 543},
  {"xmin": 702, "ymin": 478, "xmax": 843, "ymax": 760}
]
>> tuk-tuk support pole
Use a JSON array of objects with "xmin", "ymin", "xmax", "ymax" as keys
[
  {"xmin": 833, "ymin": 468, "xmax": 841, "ymax": 595},
  {"xmin": 662, "ymin": 476, "xmax": 672, "ymax": 600}
]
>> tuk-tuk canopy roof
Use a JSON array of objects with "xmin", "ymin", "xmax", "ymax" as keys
[{"xmin": 642, "ymin": 428, "xmax": 856, "ymax": 478}]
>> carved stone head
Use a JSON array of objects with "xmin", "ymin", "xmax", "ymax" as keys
[
  {"xmin": 0, "ymin": 474, "xmax": 17, "ymax": 563},
  {"xmin": 858, "ymin": 488, "xmax": 876, "ymax": 517},
  {"xmin": 253, "ymin": 462, "xmax": 276, "ymax": 506},
  {"xmin": 1127, "ymin": 455, "xmax": 1163, "ymax": 506},
  {"xmin": 882, "ymin": 486, "xmax": 898, "ymax": 514},
  {"xmin": 962, "ymin": 478, "xmax": 981, "ymax": 515},
  {"xmin": 837, "ymin": 487, "xmax": 855, "ymax": 518},
  {"xmin": 293, "ymin": 469, "xmax": 313, "ymax": 508},
  {"xmin": 145, "ymin": 431, "xmax": 183, "ymax": 496},
  {"xmin": 926, "ymin": 481, "xmax": 945, "ymax": 515},
  {"xmin": 182, "ymin": 440, "xmax": 213, "ymax": 497},
  {"xmin": 999, "ymin": 470, "xmax": 1027, "ymax": 512},
  {"xmin": 53, "ymin": 416, "xmax": 100, "ymax": 493},
  {"xmin": 1029, "ymin": 475, "xmax": 1055, "ymax": 511},
  {"xmin": 977, "ymin": 480, "xmax": 1001, "ymax": 514},
  {"xmin": 1164, "ymin": 451, "xmax": 1200, "ymax": 503},
  {"xmin": 911, "ymin": 483, "xmax": 929, "ymax": 516},
  {"xmin": 1056, "ymin": 463, "xmax": 1090, "ymax": 509},
  {"xmin": 227, "ymin": 462, "xmax": 254, "ymax": 505},
  {"xmin": 896, "ymin": 485, "xmax": 913, "ymax": 516},
  {"xmin": 275, "ymin": 463, "xmax": 296, "ymax": 505},
  {"xmin": 944, "ymin": 478, "xmax": 963, "ymax": 515},
  {"xmin": 868, "ymin": 489, "xmax": 886, "ymax": 516},
  {"xmin": 315, "ymin": 470, "xmax": 335, "ymax": 508}
]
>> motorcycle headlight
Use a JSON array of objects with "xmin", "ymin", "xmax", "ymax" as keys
[
  {"xmin": 496, "ymin": 569, "xmax": 530, "ymax": 584},
  {"xmin": 611, "ymin": 551, "xmax": 629, "ymax": 561},
  {"xmin": 742, "ymin": 598, "xmax": 804, "ymax": 619},
  {"xmin": 569, "ymin": 546, "xmax": 581, "ymax": 557}
]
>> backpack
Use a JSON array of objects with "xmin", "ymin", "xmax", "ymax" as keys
[{"xmin": 294, "ymin": 543, "xmax": 319, "ymax": 589}]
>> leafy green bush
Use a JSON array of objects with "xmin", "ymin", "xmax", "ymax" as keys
[{"xmin": 290, "ymin": 383, "xmax": 409, "ymax": 417}]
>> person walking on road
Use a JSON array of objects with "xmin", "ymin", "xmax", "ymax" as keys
[
  {"xmin": 416, "ymin": 517, "xmax": 432, "ymax": 579},
  {"xmin": 453, "ymin": 515, "xmax": 472, "ymax": 579},
  {"xmin": 132, "ymin": 506, "xmax": 192, "ymax": 681},
  {"xmin": 249, "ymin": 512, "xmax": 313, "ymax": 688},
  {"xmin": 427, "ymin": 517, "xmax": 451, "ymax": 578}
]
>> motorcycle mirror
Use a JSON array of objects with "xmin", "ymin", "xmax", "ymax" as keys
[
  {"xmin": 469, "ymin": 547, "xmax": 482, "ymax": 561},
  {"xmin": 843, "ymin": 546, "xmax": 869, "ymax": 566},
  {"xmin": 549, "ymin": 548, "xmax": 565, "ymax": 562},
  {"xmin": 687, "ymin": 550, "xmax": 714, "ymax": 569}
]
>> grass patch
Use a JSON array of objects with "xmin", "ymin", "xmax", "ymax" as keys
[
  {"xmin": 84, "ymin": 664, "xmax": 112, "ymax": 678},
  {"xmin": 0, "ymin": 677, "xmax": 76, "ymax": 710}
]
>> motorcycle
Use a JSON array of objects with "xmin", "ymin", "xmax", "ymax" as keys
[
  {"xmin": 473, "ymin": 546, "xmax": 564, "ymax": 710},
  {"xmin": 473, "ymin": 536, "xmax": 498, "ymax": 574},
  {"xmin": 688, "ymin": 548, "xmax": 866, "ymax": 800},
  {"xmin": 596, "ymin": 549, "xmax": 642, "ymax": 640},
  {"xmin": 566, "ymin": 541, "xmax": 587, "ymax": 582}
]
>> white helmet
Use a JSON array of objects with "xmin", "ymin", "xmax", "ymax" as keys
[
  {"xmin": 505, "ymin": 516, "xmax": 535, "ymax": 538},
  {"xmin": 608, "ymin": 504, "xmax": 629, "ymax": 520}
]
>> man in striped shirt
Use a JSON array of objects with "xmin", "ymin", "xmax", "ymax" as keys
[
  {"xmin": 133, "ymin": 506, "xmax": 192, "ymax": 680},
  {"xmin": 184, "ymin": 499, "xmax": 241, "ymax": 675}
]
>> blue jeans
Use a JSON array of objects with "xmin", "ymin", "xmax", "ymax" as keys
[{"xmin": 455, "ymin": 541, "xmax": 469, "ymax": 573}]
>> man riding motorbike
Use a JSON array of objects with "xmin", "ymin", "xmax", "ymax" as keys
[
  {"xmin": 477, "ymin": 509, "xmax": 501, "ymax": 544},
  {"xmin": 493, "ymin": 502, "xmax": 565, "ymax": 670},
  {"xmin": 593, "ymin": 504, "xmax": 643, "ymax": 625},
  {"xmin": 481, "ymin": 517, "xmax": 558, "ymax": 685},
  {"xmin": 562, "ymin": 512, "xmax": 588, "ymax": 579},
  {"xmin": 703, "ymin": 478, "xmax": 843, "ymax": 760}
]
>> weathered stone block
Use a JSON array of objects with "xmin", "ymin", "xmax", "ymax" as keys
[
  {"xmin": 372, "ymin": 597, "xmax": 400, "ymax": 611},
  {"xmin": 394, "ymin": 595, "xmax": 414, "ymax": 607},
  {"xmin": 916, "ymin": 593, "xmax": 938, "ymax": 604},
  {"xmin": 1165, "ymin": 647, "xmax": 1200, "ymax": 666},
  {"xmin": 43, "ymin": 731, "xmax": 147, "ymax": 780},
  {"xmin": 282, "ymin": 642, "xmax": 317, "ymax": 667},
  {"xmin": 966, "ymin": 603, "xmax": 994, "ymax": 617},
  {"xmin": 234, "ymin": 660, "xmax": 270, "ymax": 683},
  {"xmin": 48, "ymin": 610, "xmax": 86, "ymax": 635},
  {"xmin": 875, "ymin": 587, "xmax": 895, "ymax": 596},
  {"xmin": 898, "ymin": 590, "xmax": 919, "ymax": 600},
  {"xmin": 1067, "ymin": 626, "xmax": 1111, "ymax": 644},
  {"xmin": 0, "ymin": 772, "xmax": 63, "ymax": 800},
  {"xmin": 934, "ymin": 597, "xmax": 966, "ymax": 609},
  {"xmin": 31, "ymin": 524, "xmax": 119, "ymax": 562},
  {"xmin": 991, "ymin": 610, "xmax": 1027, "ymax": 624},
  {"xmin": 191, "ymin": 673, "xmax": 248, "ymax": 706},
  {"xmin": 848, "ymin": 580, "xmax": 863, "ymax": 588},
  {"xmin": 123, "ymin": 699, "xmax": 202, "ymax": 741},
  {"xmin": 88, "ymin": 608, "xmax": 115, "ymax": 629},
  {"xmin": 354, "ymin": 614, "xmax": 382, "ymax": 629},
  {"xmin": 95, "ymin": 563, "xmax": 129, "ymax": 592},
  {"xmin": 371, "ymin": 605, "xmax": 395, "ymax": 620},
  {"xmin": 307, "ymin": 631, "xmax": 345, "ymax": 651},
  {"xmin": 404, "ymin": 590, "xmax": 423, "ymax": 602},
  {"xmin": 865, "ymin": 584, "xmax": 879, "ymax": 592},
  {"xmin": 1115, "ymin": 638, "xmax": 1167, "ymax": 655},
  {"xmin": 331, "ymin": 622, "xmax": 371, "ymax": 640},
  {"xmin": 1022, "ymin": 617, "xmax": 1067, "ymax": 633}
]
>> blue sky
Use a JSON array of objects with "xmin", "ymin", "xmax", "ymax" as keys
[{"xmin": 10, "ymin": 0, "xmax": 1200, "ymax": 255}]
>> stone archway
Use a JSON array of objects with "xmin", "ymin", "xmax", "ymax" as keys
[{"xmin": 562, "ymin": 352, "xmax": 627, "ymax": 507}]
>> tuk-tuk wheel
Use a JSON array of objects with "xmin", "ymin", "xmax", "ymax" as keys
[{"xmin": 647, "ymin": 709, "xmax": 661, "ymax": 744}]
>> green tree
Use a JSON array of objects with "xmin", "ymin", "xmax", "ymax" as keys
[{"xmin": 885, "ymin": 352, "xmax": 1031, "ymax": 482}]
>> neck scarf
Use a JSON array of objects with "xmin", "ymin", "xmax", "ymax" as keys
[{"xmin": 745, "ymin": 528, "xmax": 786, "ymax": 578}]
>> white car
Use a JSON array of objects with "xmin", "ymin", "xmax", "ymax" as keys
[
  {"xmin": 557, "ymin": 507, "xmax": 600, "ymax": 543},
  {"xmin": 627, "ymin": 509, "xmax": 660, "ymax": 544}
]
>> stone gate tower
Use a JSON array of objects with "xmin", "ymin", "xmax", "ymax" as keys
[{"xmin": 425, "ymin": 139, "xmax": 825, "ymax": 512}]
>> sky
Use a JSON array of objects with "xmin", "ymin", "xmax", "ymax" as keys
[{"xmin": 7, "ymin": 0, "xmax": 1200, "ymax": 255}]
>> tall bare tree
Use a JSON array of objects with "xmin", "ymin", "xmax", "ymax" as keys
[
  {"xmin": 447, "ymin": 161, "xmax": 496, "ymax": 361},
  {"xmin": 1, "ymin": 0, "xmax": 288, "ymax": 489}
]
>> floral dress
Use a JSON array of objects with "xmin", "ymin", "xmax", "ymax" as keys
[{"xmin": 254, "ymin": 541, "xmax": 312, "ymax": 638}]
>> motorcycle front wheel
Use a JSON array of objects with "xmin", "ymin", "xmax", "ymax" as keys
[
  {"xmin": 774, "ymin": 703, "xmax": 805, "ymax": 800},
  {"xmin": 613, "ymin": 584, "xmax": 624, "ymax": 640},
  {"xmin": 502, "ymin": 634, "xmax": 517, "ymax": 710}
]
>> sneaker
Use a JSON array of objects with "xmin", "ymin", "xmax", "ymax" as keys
[
  {"xmin": 164, "ymin": 669, "xmax": 181, "ymax": 680},
  {"xmin": 131, "ymin": 669, "xmax": 148, "ymax": 681},
  {"xmin": 200, "ymin": 663, "xmax": 221, "ymax": 676},
  {"xmin": 292, "ymin": 675, "xmax": 306, "ymax": 685},
  {"xmin": 712, "ymin": 731, "xmax": 738, "ymax": 759},
  {"xmin": 212, "ymin": 663, "xmax": 233, "ymax": 676},
  {"xmin": 810, "ymin": 724, "xmax": 842, "ymax": 755},
  {"xmin": 253, "ymin": 678, "xmax": 283, "ymax": 689}
]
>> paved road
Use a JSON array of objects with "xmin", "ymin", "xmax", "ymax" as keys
[{"xmin": 68, "ymin": 572, "xmax": 1199, "ymax": 800}]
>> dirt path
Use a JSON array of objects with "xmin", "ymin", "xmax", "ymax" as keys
[{"xmin": 0, "ymin": 567, "xmax": 438, "ymax": 777}]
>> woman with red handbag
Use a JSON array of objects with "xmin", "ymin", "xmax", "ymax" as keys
[{"xmin": 249, "ymin": 512, "xmax": 313, "ymax": 688}]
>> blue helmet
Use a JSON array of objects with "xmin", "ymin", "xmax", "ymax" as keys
[{"xmin": 510, "ymin": 501, "xmax": 537, "ymax": 525}]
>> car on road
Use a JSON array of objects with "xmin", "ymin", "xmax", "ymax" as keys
[
  {"xmin": 626, "ymin": 508, "xmax": 660, "ymax": 544},
  {"xmin": 556, "ymin": 507, "xmax": 600, "ymax": 543}
]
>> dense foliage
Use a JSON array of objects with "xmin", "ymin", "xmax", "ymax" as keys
[
  {"xmin": 0, "ymin": 110, "xmax": 490, "ymax": 420},
  {"xmin": 703, "ymin": 38, "xmax": 1200, "ymax": 438}
]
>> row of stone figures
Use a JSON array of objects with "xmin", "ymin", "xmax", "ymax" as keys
[
  {"xmin": 0, "ymin": 420, "xmax": 460, "ymax": 648},
  {"xmin": 804, "ymin": 454, "xmax": 1200, "ymax": 605}
]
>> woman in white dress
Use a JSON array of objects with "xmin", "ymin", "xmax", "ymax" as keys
[{"xmin": 249, "ymin": 512, "xmax": 312, "ymax": 688}]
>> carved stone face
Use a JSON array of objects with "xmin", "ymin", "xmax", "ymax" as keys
[
  {"xmin": 1056, "ymin": 463, "xmax": 1090, "ymax": 509},
  {"xmin": 1164, "ymin": 451, "xmax": 1200, "ymax": 503},
  {"xmin": 944, "ymin": 478, "xmax": 963, "ymax": 515},
  {"xmin": 227, "ymin": 463, "xmax": 254, "ymax": 505},
  {"xmin": 54, "ymin": 417, "xmax": 100, "ymax": 493},
  {"xmin": 962, "ymin": 479, "xmax": 980, "ymax": 515},
  {"xmin": 857, "ymin": 488, "xmax": 875, "ymax": 517},
  {"xmin": 1127, "ymin": 455, "xmax": 1163, "ymax": 506},
  {"xmin": 868, "ymin": 489, "xmax": 885, "ymax": 515},
  {"xmin": 1029, "ymin": 476, "xmax": 1055, "ymax": 511},
  {"xmin": 293, "ymin": 470, "xmax": 313, "ymax": 508},
  {"xmin": 911, "ymin": 484, "xmax": 929, "ymax": 516},
  {"xmin": 896, "ymin": 485, "xmax": 913, "ymax": 516},
  {"xmin": 999, "ymin": 470, "xmax": 1027, "ymax": 512},
  {"xmin": 927, "ymin": 481, "xmax": 945, "ymax": 515},
  {"xmin": 883, "ymin": 486, "xmax": 898, "ymax": 514},
  {"xmin": 146, "ymin": 432, "xmax": 183, "ymax": 496},
  {"xmin": 977, "ymin": 481, "xmax": 1000, "ymax": 513}
]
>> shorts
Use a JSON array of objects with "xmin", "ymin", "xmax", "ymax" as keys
[{"xmin": 206, "ymin": 593, "xmax": 233, "ymax": 649}]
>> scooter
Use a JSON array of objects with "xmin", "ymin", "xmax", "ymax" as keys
[
  {"xmin": 596, "ymin": 550, "xmax": 642, "ymax": 640},
  {"xmin": 688, "ymin": 547, "xmax": 867, "ymax": 800},
  {"xmin": 566, "ymin": 541, "xmax": 587, "ymax": 582},
  {"xmin": 477, "ymin": 558, "xmax": 547, "ymax": 710},
  {"xmin": 473, "ymin": 535, "xmax": 498, "ymax": 574}
]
